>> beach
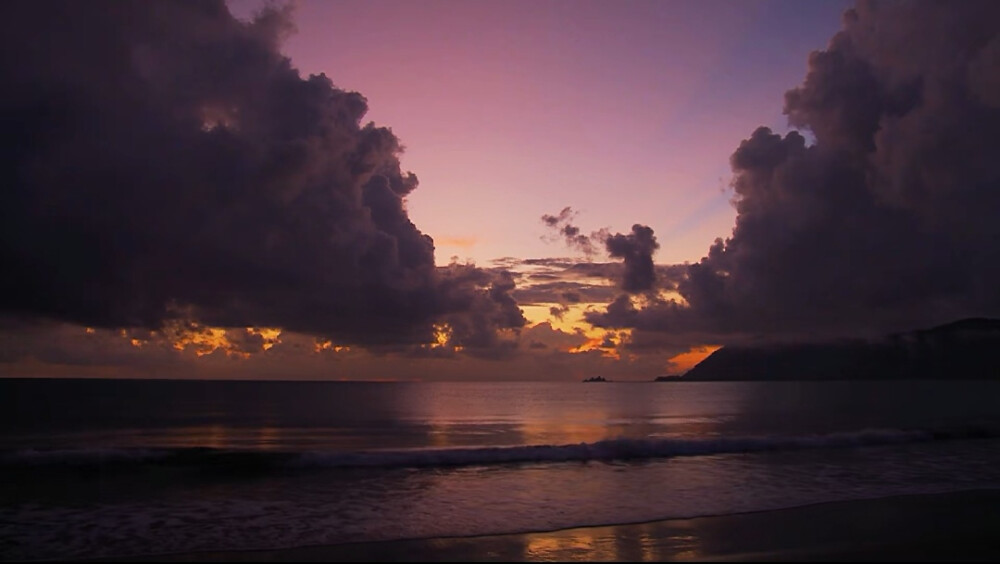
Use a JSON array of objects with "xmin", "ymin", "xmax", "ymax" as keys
[{"xmin": 113, "ymin": 490, "xmax": 1000, "ymax": 562}]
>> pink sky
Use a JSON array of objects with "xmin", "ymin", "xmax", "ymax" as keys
[{"xmin": 229, "ymin": 0, "xmax": 848, "ymax": 265}]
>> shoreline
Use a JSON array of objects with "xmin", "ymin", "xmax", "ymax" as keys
[{"xmin": 94, "ymin": 489, "xmax": 1000, "ymax": 562}]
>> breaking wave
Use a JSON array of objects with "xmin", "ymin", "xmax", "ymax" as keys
[{"xmin": 4, "ymin": 424, "xmax": 998, "ymax": 473}]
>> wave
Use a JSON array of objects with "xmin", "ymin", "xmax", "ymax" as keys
[
  {"xmin": 4, "ymin": 425, "xmax": 998, "ymax": 472},
  {"xmin": 291, "ymin": 426, "xmax": 989, "ymax": 468}
]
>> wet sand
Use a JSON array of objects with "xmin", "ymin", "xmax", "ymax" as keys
[{"xmin": 110, "ymin": 489, "xmax": 1000, "ymax": 562}]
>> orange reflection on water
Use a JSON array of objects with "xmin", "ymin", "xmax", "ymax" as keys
[
  {"xmin": 186, "ymin": 424, "xmax": 228, "ymax": 449},
  {"xmin": 524, "ymin": 531, "xmax": 611, "ymax": 561},
  {"xmin": 153, "ymin": 424, "xmax": 284, "ymax": 450},
  {"xmin": 409, "ymin": 382, "xmax": 738, "ymax": 452},
  {"xmin": 255, "ymin": 425, "xmax": 280, "ymax": 449},
  {"xmin": 517, "ymin": 416, "xmax": 614, "ymax": 446},
  {"xmin": 522, "ymin": 522, "xmax": 703, "ymax": 562},
  {"xmin": 409, "ymin": 384, "xmax": 622, "ymax": 448}
]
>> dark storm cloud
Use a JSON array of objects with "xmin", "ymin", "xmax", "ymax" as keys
[
  {"xmin": 0, "ymin": 1, "xmax": 523, "ymax": 348},
  {"xmin": 605, "ymin": 225, "xmax": 659, "ymax": 293},
  {"xmin": 590, "ymin": 0, "xmax": 1000, "ymax": 342},
  {"xmin": 436, "ymin": 266, "xmax": 524, "ymax": 357}
]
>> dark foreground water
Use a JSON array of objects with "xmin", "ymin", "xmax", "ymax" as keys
[{"xmin": 2, "ymin": 379, "xmax": 1000, "ymax": 560}]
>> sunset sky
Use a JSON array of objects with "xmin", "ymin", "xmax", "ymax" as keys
[
  {"xmin": 2, "ymin": 0, "xmax": 998, "ymax": 380},
  {"xmin": 229, "ymin": 0, "xmax": 848, "ymax": 266}
]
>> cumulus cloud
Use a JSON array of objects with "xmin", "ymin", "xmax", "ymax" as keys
[
  {"xmin": 590, "ymin": 0, "xmax": 1000, "ymax": 342},
  {"xmin": 605, "ymin": 224, "xmax": 659, "ymax": 293},
  {"xmin": 0, "ymin": 1, "xmax": 523, "ymax": 350}
]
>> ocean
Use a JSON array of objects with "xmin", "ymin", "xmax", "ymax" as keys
[{"xmin": 2, "ymin": 378, "xmax": 1000, "ymax": 561}]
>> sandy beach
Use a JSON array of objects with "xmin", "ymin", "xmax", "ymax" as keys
[{"xmin": 102, "ymin": 489, "xmax": 1000, "ymax": 562}]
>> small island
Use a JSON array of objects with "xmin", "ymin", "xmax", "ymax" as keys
[{"xmin": 582, "ymin": 376, "xmax": 609, "ymax": 382}]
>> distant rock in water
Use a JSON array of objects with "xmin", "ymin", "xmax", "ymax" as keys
[
  {"xmin": 654, "ymin": 375, "xmax": 683, "ymax": 382},
  {"xmin": 582, "ymin": 376, "xmax": 608, "ymax": 382},
  {"xmin": 681, "ymin": 318, "xmax": 1000, "ymax": 381}
]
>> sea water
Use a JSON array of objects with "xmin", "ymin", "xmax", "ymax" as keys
[{"xmin": 2, "ymin": 379, "xmax": 1000, "ymax": 560}]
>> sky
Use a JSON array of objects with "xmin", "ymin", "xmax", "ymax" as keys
[
  {"xmin": 2, "ymin": 0, "xmax": 998, "ymax": 381},
  {"xmin": 229, "ymin": 0, "xmax": 849, "ymax": 266}
]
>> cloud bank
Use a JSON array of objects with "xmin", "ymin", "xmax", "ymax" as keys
[
  {"xmin": 590, "ymin": 0, "xmax": 1000, "ymax": 344},
  {"xmin": 0, "ymin": 1, "xmax": 522, "ymax": 351}
]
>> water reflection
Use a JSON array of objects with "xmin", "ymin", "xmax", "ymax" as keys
[
  {"xmin": 406, "ymin": 382, "xmax": 740, "ymax": 448},
  {"xmin": 521, "ymin": 521, "xmax": 703, "ymax": 561},
  {"xmin": 1, "ymin": 380, "xmax": 757, "ymax": 452}
]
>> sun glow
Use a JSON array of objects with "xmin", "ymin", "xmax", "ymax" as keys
[
  {"xmin": 431, "ymin": 323, "xmax": 452, "ymax": 348},
  {"xmin": 247, "ymin": 327, "xmax": 282, "ymax": 350},
  {"xmin": 667, "ymin": 345, "xmax": 721, "ymax": 373},
  {"xmin": 171, "ymin": 325, "xmax": 237, "ymax": 357},
  {"xmin": 314, "ymin": 339, "xmax": 350, "ymax": 354},
  {"xmin": 569, "ymin": 329, "xmax": 628, "ymax": 359},
  {"xmin": 159, "ymin": 322, "xmax": 284, "ymax": 358}
]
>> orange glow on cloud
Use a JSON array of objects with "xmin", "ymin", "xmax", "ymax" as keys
[
  {"xmin": 667, "ymin": 345, "xmax": 721, "ymax": 374},
  {"xmin": 522, "ymin": 299, "xmax": 630, "ymax": 358},
  {"xmin": 148, "ymin": 322, "xmax": 285, "ymax": 358},
  {"xmin": 247, "ymin": 327, "xmax": 281, "ymax": 350},
  {"xmin": 522, "ymin": 302, "xmax": 603, "ymax": 333},
  {"xmin": 569, "ymin": 337, "xmax": 617, "ymax": 359},
  {"xmin": 432, "ymin": 323, "xmax": 452, "ymax": 347},
  {"xmin": 521, "ymin": 305, "xmax": 556, "ymax": 327},
  {"xmin": 314, "ymin": 339, "xmax": 350, "ymax": 354},
  {"xmin": 569, "ymin": 329, "xmax": 628, "ymax": 360},
  {"xmin": 171, "ymin": 325, "xmax": 235, "ymax": 357}
]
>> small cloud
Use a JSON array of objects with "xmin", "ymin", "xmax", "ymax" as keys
[
  {"xmin": 436, "ymin": 236, "xmax": 479, "ymax": 249},
  {"xmin": 540, "ymin": 207, "xmax": 609, "ymax": 257}
]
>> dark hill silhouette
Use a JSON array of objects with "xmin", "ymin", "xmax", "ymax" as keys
[{"xmin": 679, "ymin": 318, "xmax": 1000, "ymax": 381}]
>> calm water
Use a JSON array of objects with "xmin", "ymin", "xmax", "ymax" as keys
[{"xmin": 2, "ymin": 379, "xmax": 1000, "ymax": 560}]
